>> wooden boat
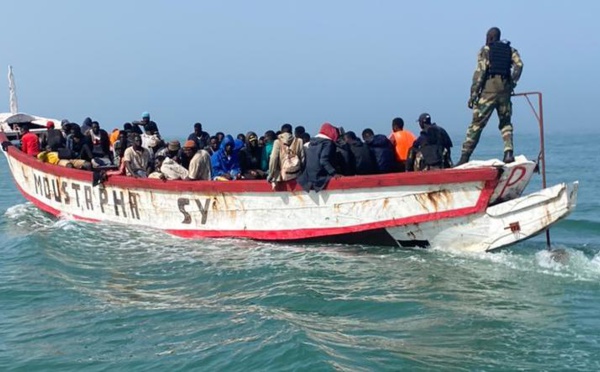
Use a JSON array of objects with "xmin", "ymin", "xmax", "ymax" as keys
[
  {"xmin": 0, "ymin": 126, "xmax": 577, "ymax": 253},
  {"xmin": 0, "ymin": 67, "xmax": 578, "ymax": 252}
]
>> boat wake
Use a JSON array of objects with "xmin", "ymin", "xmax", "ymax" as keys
[
  {"xmin": 430, "ymin": 242, "xmax": 600, "ymax": 282},
  {"xmin": 3, "ymin": 202, "xmax": 56, "ymax": 231}
]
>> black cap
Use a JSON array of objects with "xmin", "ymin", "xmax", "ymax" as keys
[{"xmin": 417, "ymin": 113, "xmax": 431, "ymax": 125}]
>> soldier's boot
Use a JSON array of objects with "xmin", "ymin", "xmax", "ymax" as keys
[
  {"xmin": 455, "ymin": 153, "xmax": 471, "ymax": 167},
  {"xmin": 503, "ymin": 150, "xmax": 515, "ymax": 164}
]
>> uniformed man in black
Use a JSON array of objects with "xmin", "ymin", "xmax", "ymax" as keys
[{"xmin": 407, "ymin": 113, "xmax": 453, "ymax": 171}]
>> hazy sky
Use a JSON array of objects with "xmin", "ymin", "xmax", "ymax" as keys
[{"xmin": 1, "ymin": 1, "xmax": 598, "ymax": 140}]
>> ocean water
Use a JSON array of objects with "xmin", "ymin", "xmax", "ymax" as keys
[{"xmin": 1, "ymin": 132, "xmax": 599, "ymax": 371}]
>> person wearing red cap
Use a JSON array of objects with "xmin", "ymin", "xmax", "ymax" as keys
[
  {"xmin": 296, "ymin": 122, "xmax": 340, "ymax": 192},
  {"xmin": 40, "ymin": 121, "xmax": 65, "ymax": 151},
  {"xmin": 19, "ymin": 124, "xmax": 40, "ymax": 156}
]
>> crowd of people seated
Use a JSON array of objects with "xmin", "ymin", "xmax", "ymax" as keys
[{"xmin": 15, "ymin": 111, "xmax": 454, "ymax": 191}]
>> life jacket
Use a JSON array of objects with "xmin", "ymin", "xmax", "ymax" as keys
[
  {"xmin": 488, "ymin": 41, "xmax": 512, "ymax": 78},
  {"xmin": 109, "ymin": 130, "xmax": 120, "ymax": 147},
  {"xmin": 279, "ymin": 138, "xmax": 302, "ymax": 181},
  {"xmin": 391, "ymin": 130, "xmax": 416, "ymax": 161}
]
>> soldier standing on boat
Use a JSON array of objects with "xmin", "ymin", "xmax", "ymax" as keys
[{"xmin": 456, "ymin": 27, "xmax": 524, "ymax": 166}]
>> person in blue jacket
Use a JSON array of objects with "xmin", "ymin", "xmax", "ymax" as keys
[
  {"xmin": 210, "ymin": 135, "xmax": 241, "ymax": 180},
  {"xmin": 361, "ymin": 128, "xmax": 397, "ymax": 173}
]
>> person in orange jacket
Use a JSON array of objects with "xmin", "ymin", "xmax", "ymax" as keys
[{"xmin": 389, "ymin": 117, "xmax": 416, "ymax": 172}]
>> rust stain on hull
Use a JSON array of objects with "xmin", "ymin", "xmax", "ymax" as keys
[{"xmin": 414, "ymin": 189, "xmax": 453, "ymax": 212}]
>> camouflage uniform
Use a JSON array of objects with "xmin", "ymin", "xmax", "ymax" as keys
[{"xmin": 460, "ymin": 45, "xmax": 523, "ymax": 157}]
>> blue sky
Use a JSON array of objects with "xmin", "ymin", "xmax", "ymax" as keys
[{"xmin": 1, "ymin": 1, "xmax": 598, "ymax": 140}]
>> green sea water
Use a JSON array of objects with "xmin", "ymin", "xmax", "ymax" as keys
[{"xmin": 1, "ymin": 132, "xmax": 599, "ymax": 371}]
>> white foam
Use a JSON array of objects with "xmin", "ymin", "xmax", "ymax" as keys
[
  {"xmin": 431, "ymin": 243, "xmax": 600, "ymax": 282},
  {"xmin": 4, "ymin": 203, "xmax": 32, "ymax": 219}
]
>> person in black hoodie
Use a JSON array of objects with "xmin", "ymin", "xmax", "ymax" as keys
[
  {"xmin": 297, "ymin": 122, "xmax": 340, "ymax": 192},
  {"xmin": 333, "ymin": 127, "xmax": 355, "ymax": 176},
  {"xmin": 361, "ymin": 128, "xmax": 397, "ymax": 173},
  {"xmin": 40, "ymin": 121, "xmax": 65, "ymax": 151},
  {"xmin": 239, "ymin": 131, "xmax": 266, "ymax": 179},
  {"xmin": 344, "ymin": 131, "xmax": 377, "ymax": 175},
  {"xmin": 81, "ymin": 117, "xmax": 93, "ymax": 136}
]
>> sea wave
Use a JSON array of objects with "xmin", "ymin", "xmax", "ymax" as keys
[{"xmin": 2, "ymin": 193, "xmax": 600, "ymax": 370}]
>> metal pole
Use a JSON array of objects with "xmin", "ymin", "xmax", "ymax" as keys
[
  {"xmin": 537, "ymin": 93, "xmax": 551, "ymax": 248},
  {"xmin": 513, "ymin": 91, "xmax": 551, "ymax": 249}
]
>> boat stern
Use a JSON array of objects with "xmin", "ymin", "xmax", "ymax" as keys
[{"xmin": 385, "ymin": 181, "xmax": 579, "ymax": 253}]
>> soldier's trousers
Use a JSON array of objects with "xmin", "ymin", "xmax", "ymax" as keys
[{"xmin": 461, "ymin": 92, "xmax": 513, "ymax": 157}]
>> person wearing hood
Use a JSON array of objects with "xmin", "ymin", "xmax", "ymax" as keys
[
  {"xmin": 268, "ymin": 125, "xmax": 305, "ymax": 183},
  {"xmin": 66, "ymin": 123, "xmax": 83, "ymax": 153},
  {"xmin": 296, "ymin": 122, "xmax": 340, "ymax": 192},
  {"xmin": 239, "ymin": 131, "xmax": 266, "ymax": 179},
  {"xmin": 344, "ymin": 131, "xmax": 377, "ymax": 175},
  {"xmin": 211, "ymin": 135, "xmax": 241, "ymax": 180},
  {"xmin": 334, "ymin": 127, "xmax": 356, "ymax": 176},
  {"xmin": 362, "ymin": 128, "xmax": 397, "ymax": 173},
  {"xmin": 81, "ymin": 117, "xmax": 93, "ymax": 136}
]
